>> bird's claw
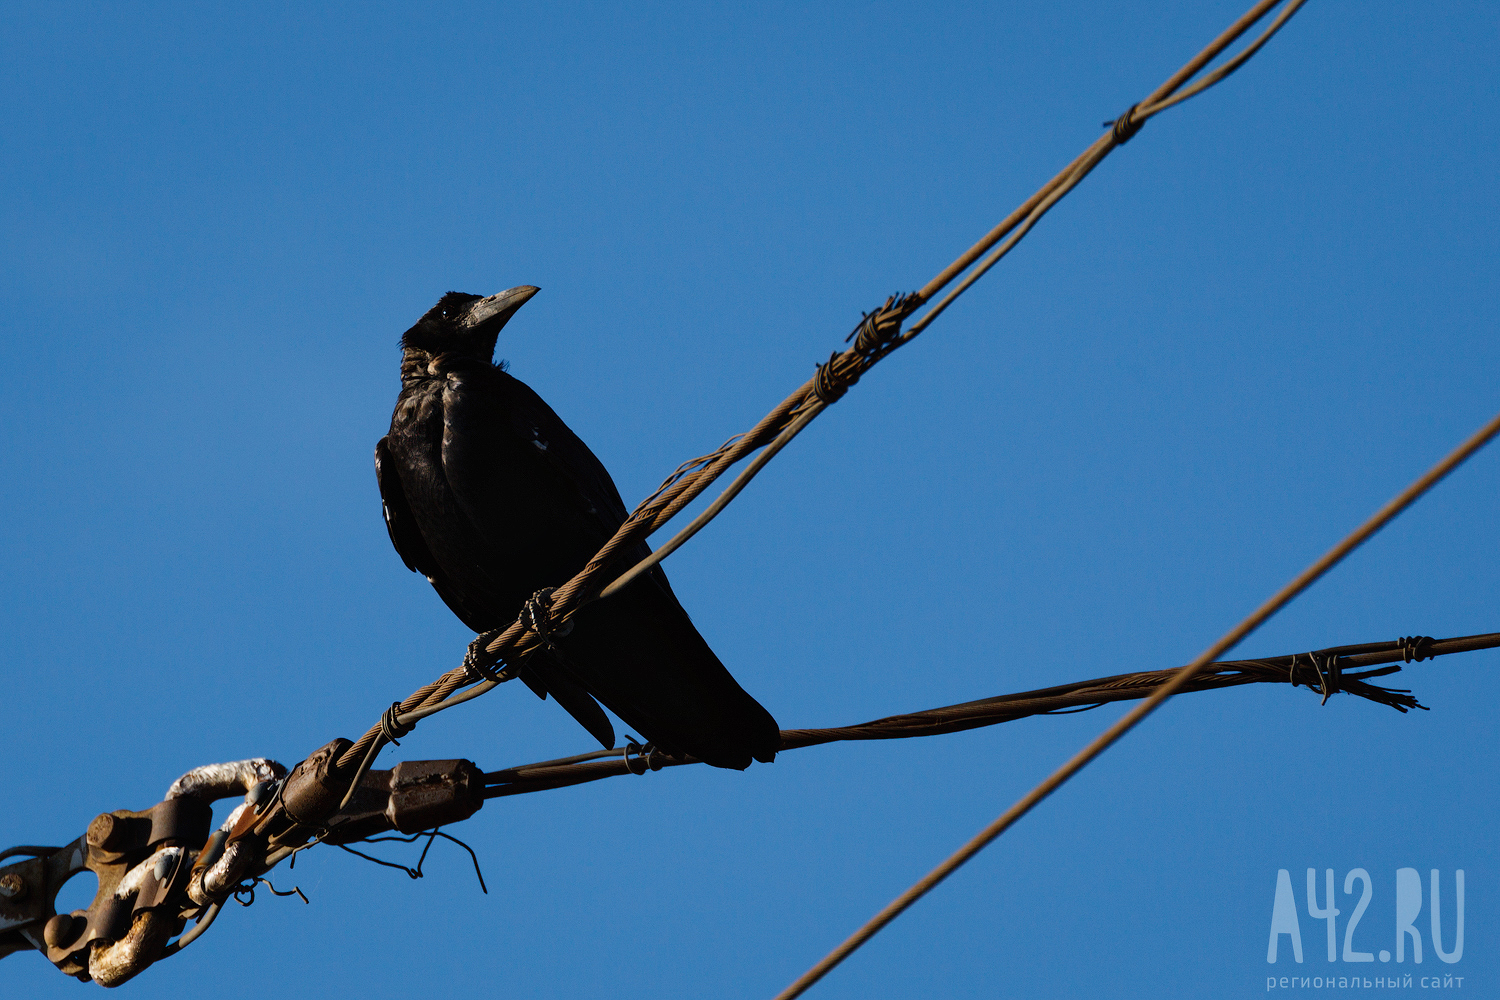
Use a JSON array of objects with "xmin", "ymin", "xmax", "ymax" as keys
[{"xmin": 463, "ymin": 631, "xmax": 506, "ymax": 683}]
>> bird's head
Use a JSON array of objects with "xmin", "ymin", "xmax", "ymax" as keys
[{"xmin": 400, "ymin": 286, "xmax": 540, "ymax": 368}]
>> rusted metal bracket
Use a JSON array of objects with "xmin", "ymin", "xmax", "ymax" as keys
[
  {"xmin": 0, "ymin": 754, "xmax": 485, "ymax": 985},
  {"xmin": 0, "ymin": 797, "xmax": 213, "ymax": 984}
]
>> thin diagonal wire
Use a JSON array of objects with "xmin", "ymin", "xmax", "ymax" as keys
[
  {"xmin": 772, "ymin": 407, "xmax": 1500, "ymax": 1000},
  {"xmin": 337, "ymin": 0, "xmax": 1309, "ymax": 773}
]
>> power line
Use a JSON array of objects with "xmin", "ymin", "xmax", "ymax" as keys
[{"xmin": 478, "ymin": 632, "xmax": 1496, "ymax": 799}]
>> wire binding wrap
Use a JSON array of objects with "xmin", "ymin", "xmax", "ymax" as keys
[
  {"xmin": 618, "ymin": 740, "xmax": 665, "ymax": 775},
  {"xmin": 1287, "ymin": 652, "xmax": 1309, "ymax": 691},
  {"xmin": 1108, "ymin": 103, "xmax": 1143, "ymax": 144},
  {"xmin": 812, "ymin": 352, "xmax": 850, "ymax": 404},
  {"xmin": 1398, "ymin": 635, "xmax": 1435, "ymax": 662},
  {"xmin": 1310, "ymin": 650, "xmax": 1342, "ymax": 706},
  {"xmin": 1287, "ymin": 650, "xmax": 1343, "ymax": 703},
  {"xmin": 847, "ymin": 292, "xmax": 920, "ymax": 358},
  {"xmin": 813, "ymin": 293, "xmax": 921, "ymax": 404},
  {"xmin": 464, "ymin": 656, "xmax": 508, "ymax": 684},
  {"xmin": 623, "ymin": 740, "xmax": 647, "ymax": 775},
  {"xmin": 380, "ymin": 702, "xmax": 415, "ymax": 746},
  {"xmin": 1287, "ymin": 650, "xmax": 1342, "ymax": 703}
]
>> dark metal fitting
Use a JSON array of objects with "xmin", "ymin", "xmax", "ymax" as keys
[
  {"xmin": 132, "ymin": 848, "xmax": 192, "ymax": 914},
  {"xmin": 385, "ymin": 760, "xmax": 485, "ymax": 834},
  {"xmin": 92, "ymin": 893, "xmax": 134, "ymax": 943},
  {"xmin": 86, "ymin": 813, "xmax": 133, "ymax": 852},
  {"xmin": 147, "ymin": 797, "xmax": 212, "ymax": 848},
  {"xmin": 4, "ymin": 759, "xmax": 287, "ymax": 979},
  {"xmin": 279, "ymin": 738, "xmax": 355, "ymax": 827},
  {"xmin": 85, "ymin": 799, "xmax": 213, "ymax": 862},
  {"xmin": 319, "ymin": 759, "xmax": 485, "ymax": 844},
  {"xmin": 11, "ymin": 803, "xmax": 210, "ymax": 976}
]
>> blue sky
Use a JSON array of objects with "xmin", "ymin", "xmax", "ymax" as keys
[{"xmin": 2, "ymin": 2, "xmax": 1496, "ymax": 997}]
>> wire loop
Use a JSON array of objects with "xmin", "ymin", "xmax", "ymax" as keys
[
  {"xmin": 1398, "ymin": 635, "xmax": 1435, "ymax": 663},
  {"xmin": 1310, "ymin": 651, "xmax": 1342, "ymax": 706},
  {"xmin": 337, "ymin": 829, "xmax": 488, "ymax": 894},
  {"xmin": 380, "ymin": 702, "xmax": 415, "ymax": 745}
]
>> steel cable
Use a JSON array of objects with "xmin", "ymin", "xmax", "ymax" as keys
[{"xmin": 479, "ymin": 632, "xmax": 1498, "ymax": 799}]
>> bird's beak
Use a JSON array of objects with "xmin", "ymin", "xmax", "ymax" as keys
[{"xmin": 461, "ymin": 285, "xmax": 540, "ymax": 332}]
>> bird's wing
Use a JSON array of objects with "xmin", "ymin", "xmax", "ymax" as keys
[
  {"xmin": 498, "ymin": 375, "xmax": 695, "ymax": 605},
  {"xmin": 378, "ymin": 432, "xmax": 500, "ymax": 632},
  {"xmin": 375, "ymin": 436, "xmax": 442, "ymax": 578},
  {"xmin": 501, "ymin": 376, "xmax": 633, "ymax": 530},
  {"xmin": 379, "ymin": 430, "xmax": 616, "ymax": 747},
  {"xmin": 438, "ymin": 369, "xmax": 650, "ymax": 570}
]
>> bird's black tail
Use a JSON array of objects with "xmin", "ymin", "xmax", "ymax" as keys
[{"xmin": 543, "ymin": 575, "xmax": 780, "ymax": 770}]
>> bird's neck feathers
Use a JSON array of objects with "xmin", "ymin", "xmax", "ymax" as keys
[
  {"xmin": 399, "ymin": 344, "xmax": 508, "ymax": 383},
  {"xmin": 399, "ymin": 347, "xmax": 510, "ymax": 386}
]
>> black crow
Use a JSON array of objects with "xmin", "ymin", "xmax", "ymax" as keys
[{"xmin": 375, "ymin": 287, "xmax": 780, "ymax": 769}]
